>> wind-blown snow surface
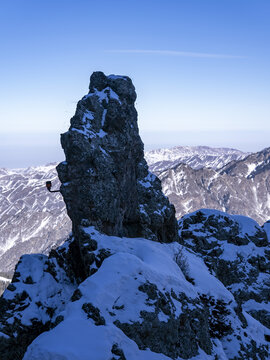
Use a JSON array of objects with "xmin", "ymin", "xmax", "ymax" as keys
[{"xmin": 17, "ymin": 227, "xmax": 270, "ymax": 359}]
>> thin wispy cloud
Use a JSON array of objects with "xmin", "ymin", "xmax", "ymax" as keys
[{"xmin": 105, "ymin": 49, "xmax": 245, "ymax": 59}]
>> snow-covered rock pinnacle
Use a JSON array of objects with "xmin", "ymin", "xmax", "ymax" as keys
[{"xmin": 57, "ymin": 71, "xmax": 179, "ymax": 244}]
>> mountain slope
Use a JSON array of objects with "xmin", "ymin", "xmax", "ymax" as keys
[
  {"xmin": 145, "ymin": 146, "xmax": 248, "ymax": 173},
  {"xmin": 0, "ymin": 223, "xmax": 269, "ymax": 359},
  {"xmin": 23, "ymin": 227, "xmax": 270, "ymax": 359},
  {"xmin": 159, "ymin": 147, "xmax": 270, "ymax": 225},
  {"xmin": 0, "ymin": 165, "xmax": 71, "ymax": 272},
  {"xmin": 0, "ymin": 145, "xmax": 255, "ymax": 274}
]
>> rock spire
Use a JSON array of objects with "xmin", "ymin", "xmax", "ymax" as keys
[{"xmin": 57, "ymin": 71, "xmax": 179, "ymax": 243}]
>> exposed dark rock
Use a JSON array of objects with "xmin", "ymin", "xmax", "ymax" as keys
[
  {"xmin": 111, "ymin": 343, "xmax": 127, "ymax": 360},
  {"xmin": 199, "ymin": 294, "xmax": 232, "ymax": 338},
  {"xmin": 233, "ymin": 339, "xmax": 269, "ymax": 360},
  {"xmin": 0, "ymin": 251, "xmax": 76, "ymax": 360},
  {"xmin": 23, "ymin": 276, "xmax": 34, "ymax": 284},
  {"xmin": 0, "ymin": 317, "xmax": 51, "ymax": 360},
  {"xmin": 57, "ymin": 72, "xmax": 179, "ymax": 246},
  {"xmin": 70, "ymin": 288, "xmax": 82, "ymax": 302},
  {"xmin": 82, "ymin": 302, "xmax": 105, "ymax": 325},
  {"xmin": 249, "ymin": 310, "xmax": 270, "ymax": 329}
]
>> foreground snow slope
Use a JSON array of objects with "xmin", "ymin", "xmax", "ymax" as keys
[{"xmin": 19, "ymin": 226, "xmax": 269, "ymax": 359}]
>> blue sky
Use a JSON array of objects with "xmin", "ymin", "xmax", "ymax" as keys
[{"xmin": 1, "ymin": 0, "xmax": 270, "ymax": 167}]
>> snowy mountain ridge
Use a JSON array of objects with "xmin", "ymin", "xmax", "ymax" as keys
[
  {"xmin": 145, "ymin": 145, "xmax": 248, "ymax": 173},
  {"xmin": 0, "ymin": 145, "xmax": 240, "ymax": 276},
  {"xmin": 159, "ymin": 146, "xmax": 270, "ymax": 225}
]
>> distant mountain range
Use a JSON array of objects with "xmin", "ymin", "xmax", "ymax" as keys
[
  {"xmin": 1, "ymin": 145, "xmax": 270, "ymax": 276},
  {"xmin": 145, "ymin": 145, "xmax": 248, "ymax": 173},
  {"xmin": 157, "ymin": 147, "xmax": 270, "ymax": 225}
]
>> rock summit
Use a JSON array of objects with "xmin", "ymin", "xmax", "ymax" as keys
[{"xmin": 57, "ymin": 71, "xmax": 179, "ymax": 243}]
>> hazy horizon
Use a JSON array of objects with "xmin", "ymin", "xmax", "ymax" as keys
[{"xmin": 1, "ymin": 130, "xmax": 269, "ymax": 168}]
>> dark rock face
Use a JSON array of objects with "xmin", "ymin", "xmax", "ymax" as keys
[{"xmin": 57, "ymin": 71, "xmax": 178, "ymax": 243}]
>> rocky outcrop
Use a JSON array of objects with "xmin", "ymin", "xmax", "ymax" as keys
[
  {"xmin": 57, "ymin": 72, "xmax": 178, "ymax": 244},
  {"xmin": 179, "ymin": 209, "xmax": 270, "ymax": 330}
]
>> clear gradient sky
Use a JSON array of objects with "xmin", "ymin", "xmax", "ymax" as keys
[{"xmin": 1, "ymin": 0, "xmax": 270, "ymax": 167}]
